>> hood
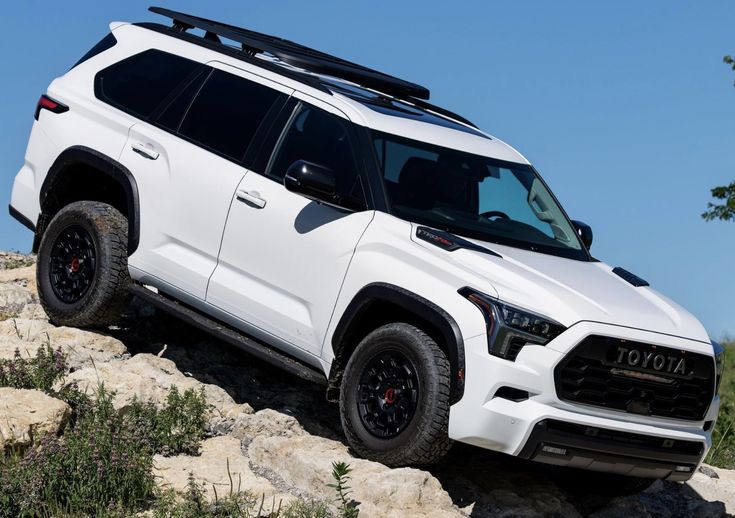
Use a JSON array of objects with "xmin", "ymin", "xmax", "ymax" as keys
[{"xmin": 447, "ymin": 240, "xmax": 710, "ymax": 344}]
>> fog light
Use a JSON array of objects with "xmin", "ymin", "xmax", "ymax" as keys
[
  {"xmin": 541, "ymin": 446, "xmax": 567, "ymax": 456},
  {"xmin": 675, "ymin": 466, "xmax": 692, "ymax": 472}
]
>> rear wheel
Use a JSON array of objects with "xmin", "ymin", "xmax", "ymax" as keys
[
  {"xmin": 37, "ymin": 201, "xmax": 130, "ymax": 328},
  {"xmin": 339, "ymin": 323, "xmax": 452, "ymax": 467}
]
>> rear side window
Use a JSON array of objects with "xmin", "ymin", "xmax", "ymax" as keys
[
  {"xmin": 96, "ymin": 50, "xmax": 200, "ymax": 119},
  {"xmin": 72, "ymin": 32, "xmax": 117, "ymax": 69},
  {"xmin": 178, "ymin": 69, "xmax": 285, "ymax": 161}
]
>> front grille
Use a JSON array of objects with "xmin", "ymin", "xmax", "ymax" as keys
[{"xmin": 555, "ymin": 335, "xmax": 714, "ymax": 421}]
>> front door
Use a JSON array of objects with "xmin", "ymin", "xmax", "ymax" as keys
[{"xmin": 207, "ymin": 101, "xmax": 374, "ymax": 356}]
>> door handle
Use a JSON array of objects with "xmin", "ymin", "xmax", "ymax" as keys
[
  {"xmin": 236, "ymin": 189, "xmax": 267, "ymax": 208},
  {"xmin": 131, "ymin": 142, "xmax": 160, "ymax": 160}
]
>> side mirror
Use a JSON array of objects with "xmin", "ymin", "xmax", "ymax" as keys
[
  {"xmin": 572, "ymin": 220, "xmax": 593, "ymax": 250},
  {"xmin": 284, "ymin": 160, "xmax": 337, "ymax": 201}
]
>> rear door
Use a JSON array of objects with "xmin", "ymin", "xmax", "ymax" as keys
[
  {"xmin": 114, "ymin": 56, "xmax": 292, "ymax": 299},
  {"xmin": 207, "ymin": 99, "xmax": 374, "ymax": 356}
]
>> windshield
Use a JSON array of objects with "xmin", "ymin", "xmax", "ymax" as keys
[{"xmin": 372, "ymin": 131, "xmax": 589, "ymax": 261}]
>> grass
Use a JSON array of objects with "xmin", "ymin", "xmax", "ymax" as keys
[{"xmin": 706, "ymin": 340, "xmax": 735, "ymax": 468}]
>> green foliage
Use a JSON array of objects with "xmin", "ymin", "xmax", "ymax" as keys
[
  {"xmin": 0, "ymin": 383, "xmax": 210, "ymax": 517},
  {"xmin": 0, "ymin": 342, "xmax": 66, "ymax": 392},
  {"xmin": 703, "ymin": 56, "xmax": 735, "ymax": 222},
  {"xmin": 702, "ymin": 181, "xmax": 735, "ymax": 222},
  {"xmin": 327, "ymin": 462, "xmax": 359, "ymax": 518},
  {"xmin": 706, "ymin": 340, "xmax": 735, "ymax": 467},
  {"xmin": 152, "ymin": 471, "xmax": 332, "ymax": 518},
  {"xmin": 0, "ymin": 385, "xmax": 155, "ymax": 517},
  {"xmin": 127, "ymin": 385, "xmax": 209, "ymax": 456},
  {"xmin": 1, "ymin": 256, "xmax": 35, "ymax": 270}
]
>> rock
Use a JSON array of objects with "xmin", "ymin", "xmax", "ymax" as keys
[
  {"xmin": 0, "ymin": 318, "xmax": 128, "ymax": 370},
  {"xmin": 688, "ymin": 465, "xmax": 735, "ymax": 515},
  {"xmin": 62, "ymin": 353, "xmax": 253, "ymax": 419},
  {"xmin": 230, "ymin": 409, "xmax": 306, "ymax": 442},
  {"xmin": 0, "ymin": 388, "xmax": 70, "ymax": 452},
  {"xmin": 154, "ymin": 436, "xmax": 291, "ymax": 507},
  {"xmin": 248, "ymin": 433, "xmax": 463, "ymax": 518},
  {"xmin": 17, "ymin": 303, "xmax": 46, "ymax": 320},
  {"xmin": 699, "ymin": 464, "xmax": 720, "ymax": 479},
  {"xmin": 0, "ymin": 284, "xmax": 34, "ymax": 317}
]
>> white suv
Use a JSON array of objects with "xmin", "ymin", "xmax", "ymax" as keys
[{"xmin": 9, "ymin": 7, "xmax": 722, "ymax": 481}]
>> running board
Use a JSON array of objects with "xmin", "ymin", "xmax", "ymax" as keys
[{"xmin": 129, "ymin": 284, "xmax": 327, "ymax": 385}]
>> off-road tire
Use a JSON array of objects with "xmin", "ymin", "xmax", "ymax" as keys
[
  {"xmin": 37, "ymin": 201, "xmax": 130, "ymax": 328},
  {"xmin": 340, "ymin": 322, "xmax": 452, "ymax": 467}
]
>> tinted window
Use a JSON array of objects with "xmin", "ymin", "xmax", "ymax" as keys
[
  {"xmin": 72, "ymin": 32, "xmax": 117, "ymax": 69},
  {"xmin": 373, "ymin": 131, "xmax": 587, "ymax": 260},
  {"xmin": 156, "ymin": 68, "xmax": 210, "ymax": 132},
  {"xmin": 268, "ymin": 105, "xmax": 364, "ymax": 208},
  {"xmin": 96, "ymin": 50, "xmax": 200, "ymax": 118},
  {"xmin": 178, "ymin": 70, "xmax": 284, "ymax": 161}
]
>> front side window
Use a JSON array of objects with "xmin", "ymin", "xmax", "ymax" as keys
[
  {"xmin": 268, "ymin": 105, "xmax": 366, "ymax": 209},
  {"xmin": 373, "ymin": 131, "xmax": 588, "ymax": 260},
  {"xmin": 96, "ymin": 49, "xmax": 200, "ymax": 118},
  {"xmin": 178, "ymin": 70, "xmax": 285, "ymax": 161}
]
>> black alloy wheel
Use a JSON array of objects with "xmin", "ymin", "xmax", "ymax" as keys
[
  {"xmin": 37, "ymin": 201, "xmax": 130, "ymax": 328},
  {"xmin": 339, "ymin": 322, "xmax": 452, "ymax": 467},
  {"xmin": 357, "ymin": 350, "xmax": 419, "ymax": 439},
  {"xmin": 48, "ymin": 225, "xmax": 97, "ymax": 304}
]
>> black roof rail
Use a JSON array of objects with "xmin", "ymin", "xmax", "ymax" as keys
[{"xmin": 148, "ymin": 6, "xmax": 431, "ymax": 101}]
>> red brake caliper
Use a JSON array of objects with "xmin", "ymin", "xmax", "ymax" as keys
[{"xmin": 384, "ymin": 387, "xmax": 396, "ymax": 405}]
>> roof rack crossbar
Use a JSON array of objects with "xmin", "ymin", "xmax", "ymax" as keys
[{"xmin": 148, "ymin": 6, "xmax": 431, "ymax": 101}]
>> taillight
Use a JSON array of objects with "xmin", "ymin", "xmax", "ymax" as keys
[{"xmin": 34, "ymin": 95, "xmax": 69, "ymax": 121}]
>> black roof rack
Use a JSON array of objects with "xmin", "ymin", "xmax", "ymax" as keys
[{"xmin": 148, "ymin": 7, "xmax": 431, "ymax": 101}]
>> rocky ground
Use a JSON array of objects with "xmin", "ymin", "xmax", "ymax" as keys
[{"xmin": 1, "ymin": 253, "xmax": 733, "ymax": 517}]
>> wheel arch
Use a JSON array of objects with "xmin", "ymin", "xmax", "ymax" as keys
[
  {"xmin": 328, "ymin": 282, "xmax": 465, "ymax": 405},
  {"xmin": 38, "ymin": 146, "xmax": 140, "ymax": 254}
]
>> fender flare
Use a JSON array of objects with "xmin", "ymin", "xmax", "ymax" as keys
[
  {"xmin": 330, "ymin": 282, "xmax": 465, "ymax": 404},
  {"xmin": 39, "ymin": 145, "xmax": 140, "ymax": 254}
]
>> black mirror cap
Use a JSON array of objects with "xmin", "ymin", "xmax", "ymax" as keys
[
  {"xmin": 284, "ymin": 160, "xmax": 337, "ymax": 199},
  {"xmin": 572, "ymin": 220, "xmax": 593, "ymax": 250}
]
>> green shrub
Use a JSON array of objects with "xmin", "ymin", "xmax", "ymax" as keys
[
  {"xmin": 0, "ymin": 383, "xmax": 210, "ymax": 517},
  {"xmin": 0, "ymin": 342, "xmax": 66, "ymax": 392},
  {"xmin": 152, "ymin": 472, "xmax": 333, "ymax": 518},
  {"xmin": 706, "ymin": 340, "xmax": 735, "ymax": 468},
  {"xmin": 2, "ymin": 256, "xmax": 35, "ymax": 270},
  {"xmin": 127, "ymin": 385, "xmax": 209, "ymax": 456},
  {"xmin": 0, "ymin": 385, "xmax": 155, "ymax": 517}
]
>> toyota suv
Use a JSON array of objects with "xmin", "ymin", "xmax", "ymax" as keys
[{"xmin": 9, "ymin": 7, "xmax": 723, "ymax": 486}]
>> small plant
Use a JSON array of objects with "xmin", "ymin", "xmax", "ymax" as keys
[
  {"xmin": 327, "ymin": 462, "xmax": 358, "ymax": 518},
  {"xmin": 0, "ymin": 342, "xmax": 66, "ymax": 392},
  {"xmin": 127, "ymin": 385, "xmax": 209, "ymax": 456},
  {"xmin": 0, "ymin": 384, "xmax": 156, "ymax": 517},
  {"xmin": 1, "ymin": 255, "xmax": 35, "ymax": 270},
  {"xmin": 152, "ymin": 470, "xmax": 331, "ymax": 518}
]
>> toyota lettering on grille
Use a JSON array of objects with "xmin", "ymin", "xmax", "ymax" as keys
[{"xmin": 614, "ymin": 346, "xmax": 687, "ymax": 375}]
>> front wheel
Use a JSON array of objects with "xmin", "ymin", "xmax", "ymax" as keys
[
  {"xmin": 339, "ymin": 323, "xmax": 452, "ymax": 467},
  {"xmin": 37, "ymin": 201, "xmax": 130, "ymax": 328}
]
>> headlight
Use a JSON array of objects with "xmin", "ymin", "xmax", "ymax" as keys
[
  {"xmin": 461, "ymin": 288, "xmax": 566, "ymax": 360},
  {"xmin": 713, "ymin": 340, "xmax": 725, "ymax": 394}
]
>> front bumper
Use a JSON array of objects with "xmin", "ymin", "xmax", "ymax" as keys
[{"xmin": 448, "ymin": 322, "xmax": 719, "ymax": 480}]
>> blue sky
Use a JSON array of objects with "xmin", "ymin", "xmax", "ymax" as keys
[{"xmin": 1, "ymin": 2, "xmax": 733, "ymax": 338}]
